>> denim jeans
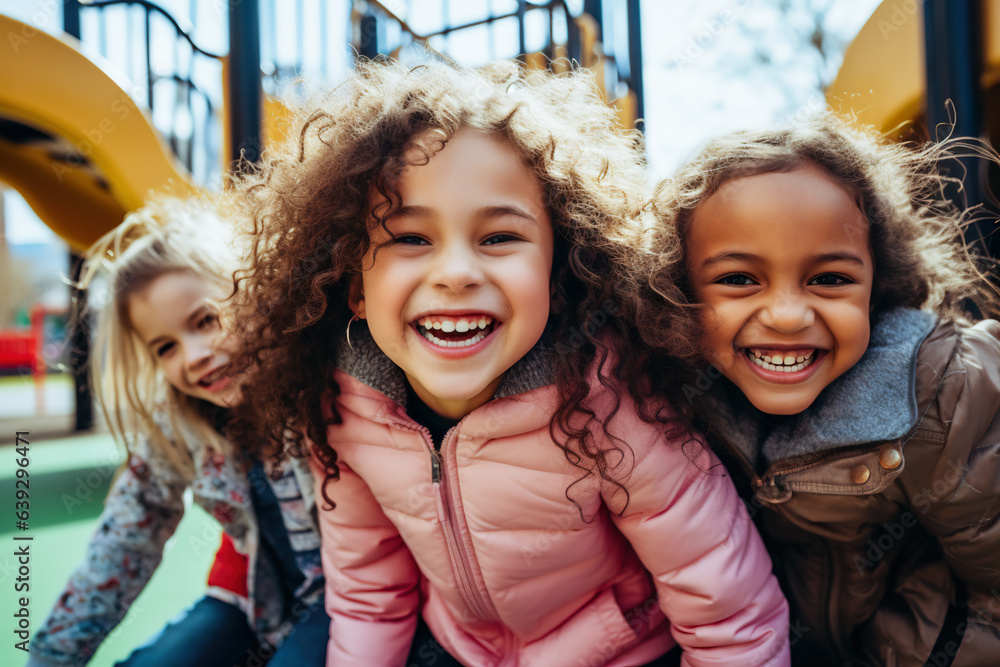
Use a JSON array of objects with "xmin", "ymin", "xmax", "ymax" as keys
[{"xmin": 115, "ymin": 595, "xmax": 329, "ymax": 667}]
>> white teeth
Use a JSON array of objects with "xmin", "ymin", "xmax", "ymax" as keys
[
  {"xmin": 414, "ymin": 315, "xmax": 497, "ymax": 348},
  {"xmin": 420, "ymin": 328, "xmax": 488, "ymax": 348},
  {"xmin": 747, "ymin": 349, "xmax": 817, "ymax": 373},
  {"xmin": 416, "ymin": 316, "xmax": 495, "ymax": 331}
]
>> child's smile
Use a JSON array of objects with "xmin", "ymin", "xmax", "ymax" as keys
[
  {"xmin": 686, "ymin": 161, "xmax": 874, "ymax": 415},
  {"xmin": 352, "ymin": 129, "xmax": 554, "ymax": 419},
  {"xmin": 742, "ymin": 347, "xmax": 825, "ymax": 381},
  {"xmin": 412, "ymin": 313, "xmax": 499, "ymax": 354}
]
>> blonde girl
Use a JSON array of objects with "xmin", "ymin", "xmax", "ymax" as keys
[
  {"xmin": 228, "ymin": 59, "xmax": 790, "ymax": 667},
  {"xmin": 29, "ymin": 198, "xmax": 327, "ymax": 667}
]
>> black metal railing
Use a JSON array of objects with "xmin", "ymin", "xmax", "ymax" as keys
[
  {"xmin": 66, "ymin": 0, "xmax": 225, "ymax": 185},
  {"xmin": 258, "ymin": 0, "xmax": 643, "ymax": 127}
]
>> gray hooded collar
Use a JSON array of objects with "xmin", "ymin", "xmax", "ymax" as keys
[
  {"xmin": 335, "ymin": 319, "xmax": 557, "ymax": 409},
  {"xmin": 700, "ymin": 308, "xmax": 938, "ymax": 469}
]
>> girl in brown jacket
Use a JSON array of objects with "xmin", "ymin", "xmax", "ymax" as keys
[{"xmin": 645, "ymin": 114, "xmax": 1000, "ymax": 666}]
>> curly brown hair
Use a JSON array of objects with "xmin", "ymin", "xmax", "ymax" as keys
[
  {"xmin": 640, "ymin": 112, "xmax": 1000, "ymax": 365},
  {"xmin": 225, "ymin": 57, "xmax": 693, "ymax": 509}
]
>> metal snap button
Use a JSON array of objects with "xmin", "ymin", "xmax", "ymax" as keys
[
  {"xmin": 878, "ymin": 446, "xmax": 902, "ymax": 470},
  {"xmin": 851, "ymin": 464, "xmax": 871, "ymax": 484}
]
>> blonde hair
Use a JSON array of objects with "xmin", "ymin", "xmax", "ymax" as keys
[{"xmin": 79, "ymin": 196, "xmax": 237, "ymax": 478}]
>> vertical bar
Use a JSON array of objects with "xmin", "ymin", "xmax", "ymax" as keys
[
  {"xmin": 547, "ymin": 4, "xmax": 554, "ymax": 60},
  {"xmin": 923, "ymin": 0, "xmax": 988, "ymax": 254},
  {"xmin": 626, "ymin": 0, "xmax": 644, "ymax": 126},
  {"xmin": 68, "ymin": 253, "xmax": 93, "ymax": 431},
  {"xmin": 63, "ymin": 0, "xmax": 81, "ymax": 38},
  {"xmin": 567, "ymin": 8, "xmax": 580, "ymax": 63},
  {"xmin": 584, "ymin": 0, "xmax": 602, "ymax": 31},
  {"xmin": 358, "ymin": 11, "xmax": 379, "ymax": 59},
  {"xmin": 145, "ymin": 11, "xmax": 154, "ymax": 109},
  {"xmin": 517, "ymin": 0, "xmax": 527, "ymax": 58},
  {"xmin": 228, "ymin": 0, "xmax": 262, "ymax": 167},
  {"xmin": 63, "ymin": 3, "xmax": 92, "ymax": 431}
]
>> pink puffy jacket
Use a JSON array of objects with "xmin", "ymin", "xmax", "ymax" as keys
[{"xmin": 311, "ymin": 341, "xmax": 789, "ymax": 667}]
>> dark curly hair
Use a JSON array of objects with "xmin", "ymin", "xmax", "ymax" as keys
[
  {"xmin": 640, "ymin": 112, "xmax": 1000, "ymax": 365},
  {"xmin": 225, "ymin": 57, "xmax": 693, "ymax": 510}
]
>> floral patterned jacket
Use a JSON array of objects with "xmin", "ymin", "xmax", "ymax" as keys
[{"xmin": 28, "ymin": 412, "xmax": 323, "ymax": 666}]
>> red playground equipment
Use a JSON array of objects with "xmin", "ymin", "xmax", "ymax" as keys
[{"xmin": 0, "ymin": 304, "xmax": 48, "ymax": 414}]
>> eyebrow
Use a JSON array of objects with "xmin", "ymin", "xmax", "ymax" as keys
[
  {"xmin": 390, "ymin": 204, "xmax": 539, "ymax": 225},
  {"xmin": 479, "ymin": 205, "xmax": 539, "ymax": 224},
  {"xmin": 699, "ymin": 250, "xmax": 867, "ymax": 269}
]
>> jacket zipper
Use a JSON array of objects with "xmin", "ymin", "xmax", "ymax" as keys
[
  {"xmin": 392, "ymin": 417, "xmax": 496, "ymax": 623},
  {"xmin": 433, "ymin": 427, "xmax": 496, "ymax": 622}
]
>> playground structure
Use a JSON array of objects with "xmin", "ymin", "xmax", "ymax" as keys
[
  {"xmin": 0, "ymin": 13, "xmax": 195, "ymax": 252},
  {"xmin": 0, "ymin": 0, "xmax": 644, "ymax": 428},
  {"xmin": 2, "ymin": 0, "xmax": 999, "ymax": 429},
  {"xmin": 829, "ymin": 0, "xmax": 1000, "ymax": 256},
  {"xmin": 1, "ymin": 0, "xmax": 644, "ymax": 251}
]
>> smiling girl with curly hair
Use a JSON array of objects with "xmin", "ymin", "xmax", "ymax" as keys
[
  {"xmin": 646, "ymin": 113, "xmax": 1000, "ymax": 666},
  {"xmin": 227, "ymin": 58, "xmax": 789, "ymax": 667}
]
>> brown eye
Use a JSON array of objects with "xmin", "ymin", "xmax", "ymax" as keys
[
  {"xmin": 810, "ymin": 274, "xmax": 851, "ymax": 286},
  {"xmin": 482, "ymin": 233, "xmax": 519, "ymax": 246},
  {"xmin": 716, "ymin": 273, "xmax": 755, "ymax": 286},
  {"xmin": 392, "ymin": 234, "xmax": 429, "ymax": 246}
]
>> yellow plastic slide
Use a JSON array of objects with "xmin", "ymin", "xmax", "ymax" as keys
[
  {"xmin": 828, "ymin": 0, "xmax": 1000, "ymax": 133},
  {"xmin": 0, "ymin": 14, "xmax": 193, "ymax": 251}
]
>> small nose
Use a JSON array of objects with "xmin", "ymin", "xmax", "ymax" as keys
[
  {"xmin": 183, "ymin": 333, "xmax": 215, "ymax": 371},
  {"xmin": 757, "ymin": 290, "xmax": 815, "ymax": 332},
  {"xmin": 431, "ymin": 243, "xmax": 484, "ymax": 292}
]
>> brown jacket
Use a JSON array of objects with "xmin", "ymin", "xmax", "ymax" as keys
[{"xmin": 701, "ymin": 310, "xmax": 1000, "ymax": 666}]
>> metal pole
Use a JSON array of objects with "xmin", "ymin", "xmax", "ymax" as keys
[
  {"xmin": 584, "ymin": 0, "xmax": 602, "ymax": 31},
  {"xmin": 228, "ymin": 0, "xmax": 262, "ymax": 168},
  {"xmin": 626, "ymin": 0, "xmax": 644, "ymax": 128},
  {"xmin": 517, "ymin": 0, "xmax": 526, "ymax": 58},
  {"xmin": 63, "ymin": 2, "xmax": 93, "ymax": 431},
  {"xmin": 358, "ymin": 11, "xmax": 379, "ymax": 59},
  {"xmin": 68, "ymin": 253, "xmax": 93, "ymax": 431},
  {"xmin": 63, "ymin": 0, "xmax": 80, "ymax": 38},
  {"xmin": 923, "ymin": 0, "xmax": 990, "ymax": 256}
]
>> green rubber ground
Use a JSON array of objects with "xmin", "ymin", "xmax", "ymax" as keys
[{"xmin": 1, "ymin": 431, "xmax": 219, "ymax": 667}]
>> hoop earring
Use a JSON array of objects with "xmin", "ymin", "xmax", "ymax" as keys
[{"xmin": 346, "ymin": 314, "xmax": 359, "ymax": 351}]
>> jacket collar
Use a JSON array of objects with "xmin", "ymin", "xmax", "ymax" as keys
[
  {"xmin": 701, "ymin": 308, "xmax": 938, "ymax": 469},
  {"xmin": 335, "ymin": 319, "xmax": 557, "ymax": 409}
]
